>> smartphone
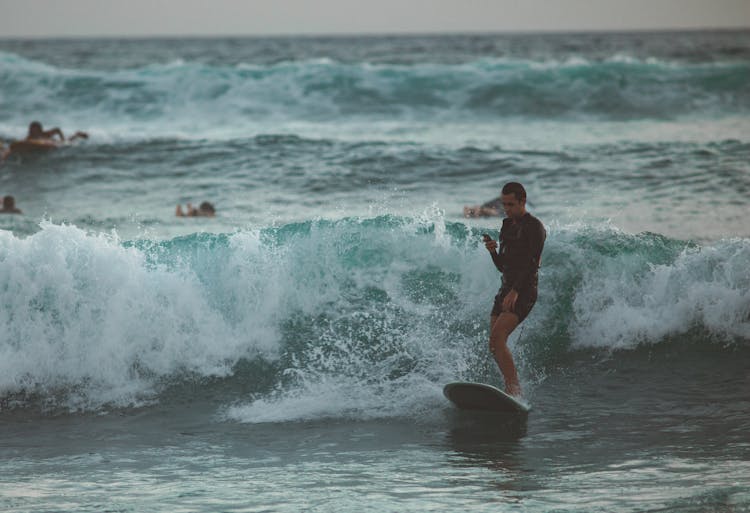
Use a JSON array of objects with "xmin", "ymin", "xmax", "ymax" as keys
[{"xmin": 482, "ymin": 233, "xmax": 493, "ymax": 243}]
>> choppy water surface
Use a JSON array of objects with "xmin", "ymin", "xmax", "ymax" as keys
[{"xmin": 1, "ymin": 31, "xmax": 749, "ymax": 512}]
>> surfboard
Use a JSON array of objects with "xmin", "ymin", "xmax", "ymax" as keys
[
  {"xmin": 443, "ymin": 382, "xmax": 530, "ymax": 413},
  {"xmin": 8, "ymin": 139, "xmax": 59, "ymax": 154}
]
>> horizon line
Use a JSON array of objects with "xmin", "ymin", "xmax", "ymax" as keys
[{"xmin": 1, "ymin": 25, "xmax": 749, "ymax": 41}]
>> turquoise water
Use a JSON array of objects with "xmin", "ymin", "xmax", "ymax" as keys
[{"xmin": 1, "ymin": 32, "xmax": 749, "ymax": 512}]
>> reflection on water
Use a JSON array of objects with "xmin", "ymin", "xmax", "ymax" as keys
[
  {"xmin": 445, "ymin": 410, "xmax": 527, "ymax": 464},
  {"xmin": 443, "ymin": 410, "xmax": 531, "ymax": 502}
]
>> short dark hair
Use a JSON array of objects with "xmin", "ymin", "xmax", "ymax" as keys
[
  {"xmin": 28, "ymin": 121, "xmax": 42, "ymax": 137},
  {"xmin": 502, "ymin": 182, "xmax": 526, "ymax": 202}
]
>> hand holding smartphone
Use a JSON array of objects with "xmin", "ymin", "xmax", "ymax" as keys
[{"xmin": 482, "ymin": 233, "xmax": 498, "ymax": 254}]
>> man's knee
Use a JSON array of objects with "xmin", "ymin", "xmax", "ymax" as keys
[{"xmin": 492, "ymin": 314, "xmax": 519, "ymax": 337}]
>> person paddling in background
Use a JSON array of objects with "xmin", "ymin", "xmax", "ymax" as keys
[
  {"xmin": 1, "ymin": 121, "xmax": 88, "ymax": 161},
  {"xmin": 464, "ymin": 196, "xmax": 503, "ymax": 217},
  {"xmin": 176, "ymin": 201, "xmax": 216, "ymax": 217},
  {"xmin": 25, "ymin": 121, "xmax": 88, "ymax": 143},
  {"xmin": 483, "ymin": 182, "xmax": 545, "ymax": 397},
  {"xmin": 0, "ymin": 195, "xmax": 22, "ymax": 214}
]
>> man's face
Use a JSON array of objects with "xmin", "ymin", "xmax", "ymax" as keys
[{"xmin": 501, "ymin": 193, "xmax": 525, "ymax": 219}]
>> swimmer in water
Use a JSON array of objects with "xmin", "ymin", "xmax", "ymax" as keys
[
  {"xmin": 0, "ymin": 195, "xmax": 22, "ymax": 214},
  {"xmin": 464, "ymin": 196, "xmax": 503, "ymax": 217},
  {"xmin": 1, "ymin": 121, "xmax": 88, "ymax": 161},
  {"xmin": 176, "ymin": 201, "xmax": 216, "ymax": 217}
]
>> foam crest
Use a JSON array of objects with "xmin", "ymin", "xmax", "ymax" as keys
[
  {"xmin": 0, "ymin": 223, "xmax": 279, "ymax": 410},
  {"xmin": 567, "ymin": 234, "xmax": 750, "ymax": 348}
]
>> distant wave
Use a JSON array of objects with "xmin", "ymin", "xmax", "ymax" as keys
[
  {"xmin": 1, "ymin": 51, "xmax": 749, "ymax": 133},
  {"xmin": 0, "ymin": 217, "xmax": 747, "ymax": 416}
]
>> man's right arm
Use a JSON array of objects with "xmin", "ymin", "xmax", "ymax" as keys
[
  {"xmin": 42, "ymin": 128, "xmax": 65, "ymax": 141},
  {"xmin": 484, "ymin": 237, "xmax": 504, "ymax": 272}
]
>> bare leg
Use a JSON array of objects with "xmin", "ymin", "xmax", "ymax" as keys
[{"xmin": 489, "ymin": 312, "xmax": 521, "ymax": 396}]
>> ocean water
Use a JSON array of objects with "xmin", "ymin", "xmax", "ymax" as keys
[{"xmin": 0, "ymin": 31, "xmax": 749, "ymax": 512}]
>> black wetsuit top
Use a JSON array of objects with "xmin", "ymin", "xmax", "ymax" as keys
[{"xmin": 490, "ymin": 213, "xmax": 546, "ymax": 292}]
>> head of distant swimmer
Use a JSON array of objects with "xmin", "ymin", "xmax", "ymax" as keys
[
  {"xmin": 198, "ymin": 202, "xmax": 215, "ymax": 216},
  {"xmin": 3, "ymin": 196, "xmax": 15, "ymax": 210},
  {"xmin": 501, "ymin": 182, "xmax": 527, "ymax": 219},
  {"xmin": 27, "ymin": 121, "xmax": 43, "ymax": 138}
]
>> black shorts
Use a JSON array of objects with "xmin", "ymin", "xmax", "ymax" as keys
[{"xmin": 491, "ymin": 285, "xmax": 537, "ymax": 322}]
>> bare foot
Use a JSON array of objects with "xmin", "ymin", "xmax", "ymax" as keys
[{"xmin": 505, "ymin": 382, "xmax": 522, "ymax": 398}]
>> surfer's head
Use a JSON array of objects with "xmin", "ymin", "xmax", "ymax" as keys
[
  {"xmin": 27, "ymin": 121, "xmax": 43, "ymax": 139},
  {"xmin": 2, "ymin": 195, "xmax": 16, "ymax": 210},
  {"xmin": 500, "ymin": 182, "xmax": 527, "ymax": 219},
  {"xmin": 198, "ymin": 202, "xmax": 215, "ymax": 215}
]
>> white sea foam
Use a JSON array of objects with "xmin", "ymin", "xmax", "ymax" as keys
[
  {"xmin": 0, "ymin": 218, "xmax": 747, "ymax": 417},
  {"xmin": 568, "ymin": 236, "xmax": 750, "ymax": 349},
  {"xmin": 0, "ymin": 223, "xmax": 280, "ymax": 410}
]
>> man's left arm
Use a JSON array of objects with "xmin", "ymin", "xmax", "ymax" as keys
[{"xmin": 510, "ymin": 220, "xmax": 545, "ymax": 293}]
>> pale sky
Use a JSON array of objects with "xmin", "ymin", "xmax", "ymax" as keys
[{"xmin": 1, "ymin": 0, "xmax": 749, "ymax": 38}]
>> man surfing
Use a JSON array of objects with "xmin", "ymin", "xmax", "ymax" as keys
[{"xmin": 483, "ymin": 182, "xmax": 545, "ymax": 397}]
